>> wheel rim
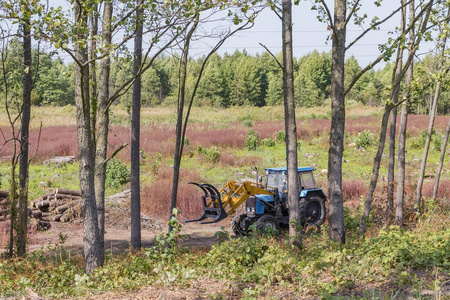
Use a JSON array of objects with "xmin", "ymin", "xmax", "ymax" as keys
[
  {"xmin": 263, "ymin": 221, "xmax": 276, "ymax": 230},
  {"xmin": 306, "ymin": 201, "xmax": 321, "ymax": 223}
]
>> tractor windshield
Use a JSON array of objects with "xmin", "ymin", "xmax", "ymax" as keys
[
  {"xmin": 299, "ymin": 171, "xmax": 317, "ymax": 189},
  {"xmin": 266, "ymin": 172, "xmax": 287, "ymax": 191}
]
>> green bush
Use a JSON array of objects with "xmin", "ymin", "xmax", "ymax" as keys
[
  {"xmin": 205, "ymin": 146, "xmax": 220, "ymax": 163},
  {"xmin": 106, "ymin": 159, "xmax": 130, "ymax": 188},
  {"xmin": 355, "ymin": 130, "xmax": 375, "ymax": 148},
  {"xmin": 261, "ymin": 138, "xmax": 275, "ymax": 147},
  {"xmin": 247, "ymin": 130, "xmax": 259, "ymax": 151},
  {"xmin": 434, "ymin": 136, "xmax": 442, "ymax": 151},
  {"xmin": 198, "ymin": 146, "xmax": 220, "ymax": 163},
  {"xmin": 276, "ymin": 130, "xmax": 286, "ymax": 144}
]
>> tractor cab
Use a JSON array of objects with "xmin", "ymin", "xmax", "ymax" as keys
[{"xmin": 265, "ymin": 167, "xmax": 319, "ymax": 193}]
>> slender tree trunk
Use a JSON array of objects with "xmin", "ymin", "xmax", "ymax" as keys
[
  {"xmin": 416, "ymin": 20, "xmax": 448, "ymax": 211},
  {"xmin": 169, "ymin": 21, "xmax": 198, "ymax": 232},
  {"xmin": 18, "ymin": 12, "xmax": 32, "ymax": 257},
  {"xmin": 360, "ymin": 103, "xmax": 393, "ymax": 234},
  {"xmin": 131, "ymin": 0, "xmax": 143, "ymax": 249},
  {"xmin": 396, "ymin": 0, "xmax": 414, "ymax": 227},
  {"xmin": 90, "ymin": 5, "xmax": 98, "ymax": 144},
  {"xmin": 95, "ymin": 2, "xmax": 113, "ymax": 264},
  {"xmin": 360, "ymin": 0, "xmax": 433, "ymax": 235},
  {"xmin": 281, "ymin": 0, "xmax": 300, "ymax": 245},
  {"xmin": 433, "ymin": 118, "xmax": 450, "ymax": 198},
  {"xmin": 386, "ymin": 2, "xmax": 406, "ymax": 226},
  {"xmin": 328, "ymin": 0, "xmax": 346, "ymax": 244},
  {"xmin": 74, "ymin": 2, "xmax": 101, "ymax": 274}
]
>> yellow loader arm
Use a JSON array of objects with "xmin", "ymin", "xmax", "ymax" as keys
[{"xmin": 185, "ymin": 181, "xmax": 274, "ymax": 224}]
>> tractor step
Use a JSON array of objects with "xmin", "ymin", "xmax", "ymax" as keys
[{"xmin": 184, "ymin": 183, "xmax": 228, "ymax": 224}]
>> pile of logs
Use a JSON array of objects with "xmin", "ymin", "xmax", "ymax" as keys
[
  {"xmin": 0, "ymin": 188, "xmax": 83, "ymax": 226},
  {"xmin": 0, "ymin": 191, "xmax": 8, "ymax": 222},
  {"xmin": 29, "ymin": 188, "xmax": 82, "ymax": 223}
]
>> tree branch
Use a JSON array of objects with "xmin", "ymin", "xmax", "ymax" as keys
[{"xmin": 259, "ymin": 42, "xmax": 283, "ymax": 71}]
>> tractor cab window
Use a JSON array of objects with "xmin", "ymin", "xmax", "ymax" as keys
[
  {"xmin": 266, "ymin": 172, "xmax": 287, "ymax": 192},
  {"xmin": 299, "ymin": 171, "xmax": 317, "ymax": 190}
]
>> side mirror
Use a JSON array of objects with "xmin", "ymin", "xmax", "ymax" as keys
[{"xmin": 258, "ymin": 176, "xmax": 263, "ymax": 183}]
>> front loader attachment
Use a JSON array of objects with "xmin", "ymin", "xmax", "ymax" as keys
[
  {"xmin": 185, "ymin": 180, "xmax": 275, "ymax": 224},
  {"xmin": 184, "ymin": 182, "xmax": 228, "ymax": 224}
]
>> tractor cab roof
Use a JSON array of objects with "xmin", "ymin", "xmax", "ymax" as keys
[{"xmin": 265, "ymin": 167, "xmax": 314, "ymax": 174}]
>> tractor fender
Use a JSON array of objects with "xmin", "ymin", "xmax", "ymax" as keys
[{"xmin": 299, "ymin": 189, "xmax": 326, "ymax": 200}]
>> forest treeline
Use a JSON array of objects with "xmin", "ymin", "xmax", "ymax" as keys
[{"xmin": 3, "ymin": 39, "xmax": 450, "ymax": 114}]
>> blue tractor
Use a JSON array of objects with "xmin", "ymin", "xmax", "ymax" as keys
[{"xmin": 186, "ymin": 167, "xmax": 327, "ymax": 236}]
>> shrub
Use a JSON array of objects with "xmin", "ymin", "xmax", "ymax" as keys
[
  {"xmin": 205, "ymin": 146, "xmax": 220, "ymax": 163},
  {"xmin": 275, "ymin": 130, "xmax": 285, "ymax": 144},
  {"xmin": 434, "ymin": 136, "xmax": 442, "ymax": 151},
  {"xmin": 106, "ymin": 159, "xmax": 130, "ymax": 188},
  {"xmin": 246, "ymin": 130, "xmax": 259, "ymax": 151},
  {"xmin": 261, "ymin": 138, "xmax": 275, "ymax": 147},
  {"xmin": 355, "ymin": 130, "xmax": 374, "ymax": 148},
  {"xmin": 197, "ymin": 145, "xmax": 220, "ymax": 163}
]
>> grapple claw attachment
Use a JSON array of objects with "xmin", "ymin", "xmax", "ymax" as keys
[{"xmin": 184, "ymin": 182, "xmax": 228, "ymax": 224}]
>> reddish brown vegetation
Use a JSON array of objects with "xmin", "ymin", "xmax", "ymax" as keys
[
  {"xmin": 1, "ymin": 115, "xmax": 447, "ymax": 162},
  {"xmin": 141, "ymin": 166, "xmax": 203, "ymax": 221}
]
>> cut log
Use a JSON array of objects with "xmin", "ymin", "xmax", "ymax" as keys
[
  {"xmin": 55, "ymin": 204, "xmax": 69, "ymax": 214},
  {"xmin": 31, "ymin": 210, "xmax": 42, "ymax": 219},
  {"xmin": 43, "ymin": 156, "xmax": 75, "ymax": 166},
  {"xmin": 0, "ymin": 191, "xmax": 8, "ymax": 198},
  {"xmin": 55, "ymin": 188, "xmax": 81, "ymax": 197},
  {"xmin": 60, "ymin": 203, "xmax": 82, "ymax": 223},
  {"xmin": 52, "ymin": 214, "xmax": 64, "ymax": 222}
]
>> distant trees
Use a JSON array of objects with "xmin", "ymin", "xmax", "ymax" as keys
[{"xmin": 15, "ymin": 46, "xmax": 450, "ymax": 114}]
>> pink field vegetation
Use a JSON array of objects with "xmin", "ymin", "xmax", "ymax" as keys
[
  {"xmin": 421, "ymin": 180, "xmax": 450, "ymax": 199},
  {"xmin": 0, "ymin": 115, "xmax": 448, "ymax": 163},
  {"xmin": 219, "ymin": 150, "xmax": 261, "ymax": 167},
  {"xmin": 141, "ymin": 166, "xmax": 204, "ymax": 221}
]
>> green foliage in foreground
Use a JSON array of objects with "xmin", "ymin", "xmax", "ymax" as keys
[{"xmin": 1, "ymin": 216, "xmax": 449, "ymax": 299}]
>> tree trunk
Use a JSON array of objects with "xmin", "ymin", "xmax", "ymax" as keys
[
  {"xmin": 74, "ymin": 2, "xmax": 101, "ymax": 274},
  {"xmin": 90, "ymin": 4, "xmax": 98, "ymax": 145},
  {"xmin": 396, "ymin": 0, "xmax": 414, "ymax": 227},
  {"xmin": 95, "ymin": 2, "xmax": 113, "ymax": 264},
  {"xmin": 360, "ymin": 103, "xmax": 393, "ymax": 234},
  {"xmin": 386, "ymin": 4, "xmax": 406, "ymax": 225},
  {"xmin": 360, "ymin": 0, "xmax": 433, "ymax": 235},
  {"xmin": 169, "ymin": 21, "xmax": 198, "ymax": 232},
  {"xmin": 433, "ymin": 118, "xmax": 450, "ymax": 198},
  {"xmin": 281, "ymin": 0, "xmax": 300, "ymax": 245},
  {"xmin": 18, "ymin": 9, "xmax": 32, "ymax": 257},
  {"xmin": 416, "ymin": 20, "xmax": 448, "ymax": 211},
  {"xmin": 327, "ymin": 0, "xmax": 346, "ymax": 244},
  {"xmin": 131, "ymin": 0, "xmax": 143, "ymax": 249}
]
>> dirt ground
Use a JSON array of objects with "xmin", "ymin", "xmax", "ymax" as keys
[{"xmin": 24, "ymin": 217, "xmax": 231, "ymax": 255}]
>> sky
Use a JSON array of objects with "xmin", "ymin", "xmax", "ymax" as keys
[{"xmin": 49, "ymin": 1, "xmax": 440, "ymax": 69}]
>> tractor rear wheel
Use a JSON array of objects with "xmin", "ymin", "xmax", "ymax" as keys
[
  {"xmin": 299, "ymin": 195, "xmax": 326, "ymax": 227},
  {"xmin": 255, "ymin": 215, "xmax": 280, "ymax": 235},
  {"xmin": 232, "ymin": 213, "xmax": 250, "ymax": 236}
]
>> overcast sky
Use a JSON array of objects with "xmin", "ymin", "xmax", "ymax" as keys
[{"xmin": 50, "ymin": 1, "xmax": 440, "ymax": 69}]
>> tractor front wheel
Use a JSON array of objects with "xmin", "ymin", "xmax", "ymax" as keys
[
  {"xmin": 255, "ymin": 215, "xmax": 280, "ymax": 235},
  {"xmin": 299, "ymin": 195, "xmax": 326, "ymax": 228},
  {"xmin": 232, "ymin": 213, "xmax": 250, "ymax": 236}
]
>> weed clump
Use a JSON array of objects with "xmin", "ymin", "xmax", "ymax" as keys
[
  {"xmin": 354, "ymin": 130, "xmax": 374, "ymax": 148},
  {"xmin": 276, "ymin": 130, "xmax": 285, "ymax": 144},
  {"xmin": 261, "ymin": 138, "xmax": 275, "ymax": 147},
  {"xmin": 247, "ymin": 130, "xmax": 259, "ymax": 151},
  {"xmin": 105, "ymin": 159, "xmax": 130, "ymax": 188}
]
